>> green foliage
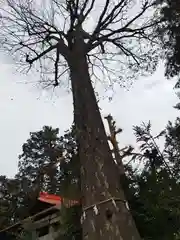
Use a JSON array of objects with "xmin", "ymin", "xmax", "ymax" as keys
[
  {"xmin": 57, "ymin": 127, "xmax": 80, "ymax": 199},
  {"xmin": 17, "ymin": 126, "xmax": 63, "ymax": 194},
  {"xmin": 165, "ymin": 118, "xmax": 180, "ymax": 179},
  {"xmin": 154, "ymin": 0, "xmax": 180, "ymax": 110},
  {"xmin": 56, "ymin": 205, "xmax": 82, "ymax": 240},
  {"xmin": 0, "ymin": 176, "xmax": 21, "ymax": 228},
  {"xmin": 155, "ymin": 0, "xmax": 180, "ymax": 81},
  {"xmin": 19, "ymin": 230, "xmax": 38, "ymax": 240},
  {"xmin": 131, "ymin": 121, "xmax": 180, "ymax": 240}
]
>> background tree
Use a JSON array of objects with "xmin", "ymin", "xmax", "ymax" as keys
[
  {"xmin": 17, "ymin": 126, "xmax": 63, "ymax": 195},
  {"xmin": 154, "ymin": 0, "xmax": 180, "ymax": 110},
  {"xmin": 57, "ymin": 127, "xmax": 81, "ymax": 200},
  {"xmin": 56, "ymin": 205, "xmax": 82, "ymax": 240},
  {"xmin": 0, "ymin": 176, "xmax": 21, "ymax": 228},
  {"xmin": 130, "ymin": 121, "xmax": 180, "ymax": 240},
  {"xmin": 155, "ymin": 0, "xmax": 180, "ymax": 81},
  {"xmin": 0, "ymin": 1, "xmax": 160, "ymax": 238},
  {"xmin": 165, "ymin": 117, "xmax": 180, "ymax": 179}
]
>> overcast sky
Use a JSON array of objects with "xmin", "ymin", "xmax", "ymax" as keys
[{"xmin": 0, "ymin": 51, "xmax": 178, "ymax": 178}]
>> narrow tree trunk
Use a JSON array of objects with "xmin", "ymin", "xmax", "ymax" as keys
[
  {"xmin": 105, "ymin": 115, "xmax": 125, "ymax": 176},
  {"xmin": 67, "ymin": 44, "xmax": 141, "ymax": 240}
]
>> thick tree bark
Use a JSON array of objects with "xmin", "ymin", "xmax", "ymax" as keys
[{"xmin": 67, "ymin": 42, "xmax": 141, "ymax": 240}]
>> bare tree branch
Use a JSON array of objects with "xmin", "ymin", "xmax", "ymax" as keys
[
  {"xmin": 26, "ymin": 44, "xmax": 57, "ymax": 64},
  {"xmin": 54, "ymin": 47, "xmax": 60, "ymax": 86},
  {"xmin": 79, "ymin": 0, "xmax": 96, "ymax": 24},
  {"xmin": 93, "ymin": 0, "xmax": 125, "ymax": 35},
  {"xmin": 88, "ymin": 1, "xmax": 157, "ymax": 51}
]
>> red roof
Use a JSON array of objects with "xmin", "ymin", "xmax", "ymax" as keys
[
  {"xmin": 38, "ymin": 192, "xmax": 79, "ymax": 207},
  {"xmin": 38, "ymin": 192, "xmax": 61, "ymax": 205}
]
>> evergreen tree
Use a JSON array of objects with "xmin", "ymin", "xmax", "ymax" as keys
[
  {"xmin": 17, "ymin": 126, "xmax": 63, "ymax": 195},
  {"xmin": 131, "ymin": 121, "xmax": 180, "ymax": 240},
  {"xmin": 155, "ymin": 0, "xmax": 180, "ymax": 83},
  {"xmin": 165, "ymin": 117, "xmax": 180, "ymax": 179},
  {"xmin": 0, "ymin": 176, "xmax": 21, "ymax": 228},
  {"xmin": 58, "ymin": 127, "xmax": 80, "ymax": 200}
]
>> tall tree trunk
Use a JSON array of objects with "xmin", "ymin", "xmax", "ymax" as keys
[{"xmin": 67, "ymin": 43, "xmax": 141, "ymax": 240}]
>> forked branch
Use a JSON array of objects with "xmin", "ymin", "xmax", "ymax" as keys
[{"xmin": 0, "ymin": 0, "xmax": 159, "ymax": 87}]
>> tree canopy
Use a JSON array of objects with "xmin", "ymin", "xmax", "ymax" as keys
[{"xmin": 0, "ymin": 0, "xmax": 160, "ymax": 87}]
